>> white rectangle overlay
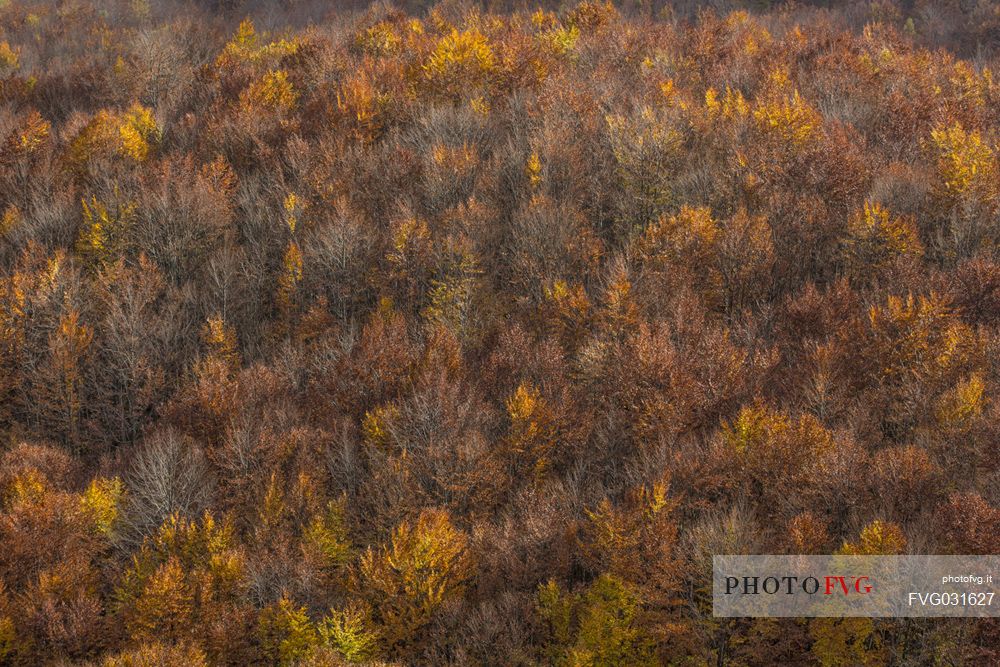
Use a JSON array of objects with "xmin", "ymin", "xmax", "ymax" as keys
[{"xmin": 713, "ymin": 555, "xmax": 1000, "ymax": 617}]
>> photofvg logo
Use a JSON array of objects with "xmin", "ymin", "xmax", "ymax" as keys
[
  {"xmin": 713, "ymin": 555, "xmax": 1000, "ymax": 618},
  {"xmin": 723, "ymin": 574, "xmax": 873, "ymax": 596}
]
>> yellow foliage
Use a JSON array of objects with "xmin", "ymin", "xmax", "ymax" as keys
[
  {"xmin": 317, "ymin": 603, "xmax": 380, "ymax": 663},
  {"xmin": 362, "ymin": 405, "xmax": 398, "ymax": 449},
  {"xmin": 840, "ymin": 519, "xmax": 906, "ymax": 555},
  {"xmin": 703, "ymin": 87, "xmax": 749, "ymax": 124},
  {"xmin": 423, "ymin": 28, "xmax": 496, "ymax": 97},
  {"xmin": 258, "ymin": 595, "xmax": 319, "ymax": 666},
  {"xmin": 3, "ymin": 468, "xmax": 46, "ymax": 508},
  {"xmin": 582, "ymin": 479, "xmax": 674, "ymax": 581},
  {"xmin": 51, "ymin": 310, "xmax": 93, "ymax": 448},
  {"xmin": 809, "ymin": 618, "xmax": 883, "ymax": 667},
  {"xmin": 633, "ymin": 206, "xmax": 723, "ymax": 306},
  {"xmin": 930, "ymin": 122, "xmax": 997, "ymax": 197},
  {"xmin": 505, "ymin": 381, "xmax": 559, "ymax": 477},
  {"xmin": 537, "ymin": 574, "xmax": 656, "ymax": 666},
  {"xmin": 422, "ymin": 249, "xmax": 481, "ymax": 333},
  {"xmin": 201, "ymin": 314, "xmax": 239, "ymax": 371},
  {"xmin": 242, "ymin": 69, "xmax": 298, "ymax": 112},
  {"xmin": 936, "ymin": 373, "xmax": 986, "ymax": 428},
  {"xmin": 0, "ymin": 41, "xmax": 18, "ymax": 73},
  {"xmin": 705, "ymin": 87, "xmax": 720, "ymax": 115},
  {"xmin": 843, "ymin": 201, "xmax": 923, "ymax": 268},
  {"xmin": 118, "ymin": 103, "xmax": 158, "ymax": 161},
  {"xmin": 77, "ymin": 193, "xmax": 136, "ymax": 264},
  {"xmin": 232, "ymin": 18, "xmax": 258, "ymax": 52},
  {"xmin": 128, "ymin": 557, "xmax": 194, "ymax": 642},
  {"xmin": 360, "ymin": 509, "xmax": 471, "ymax": 648},
  {"xmin": 721, "ymin": 403, "xmax": 789, "ymax": 454},
  {"xmin": 543, "ymin": 279, "xmax": 591, "ymax": 345},
  {"xmin": 67, "ymin": 111, "xmax": 116, "ymax": 165},
  {"xmin": 356, "ymin": 21, "xmax": 401, "ymax": 57},
  {"xmin": 659, "ymin": 79, "xmax": 677, "ymax": 106},
  {"xmin": 336, "ymin": 72, "xmax": 390, "ymax": 143},
  {"xmin": 79, "ymin": 477, "xmax": 124, "ymax": 537},
  {"xmin": 544, "ymin": 279, "xmax": 589, "ymax": 313},
  {"xmin": 277, "ymin": 241, "xmax": 303, "ymax": 312},
  {"xmin": 0, "ymin": 616, "xmax": 14, "ymax": 663},
  {"xmin": 606, "ymin": 108, "xmax": 684, "ymax": 219},
  {"xmin": 526, "ymin": 152, "xmax": 542, "ymax": 188},
  {"xmin": 934, "ymin": 319, "xmax": 976, "ymax": 372},
  {"xmin": 469, "ymin": 95, "xmax": 490, "ymax": 115},
  {"xmin": 115, "ymin": 512, "xmax": 245, "ymax": 645},
  {"xmin": 646, "ymin": 205, "xmax": 718, "ymax": 257},
  {"xmin": 387, "ymin": 217, "xmax": 430, "ymax": 271},
  {"xmin": 537, "ymin": 580, "xmax": 573, "ymax": 647},
  {"xmin": 767, "ymin": 65, "xmax": 792, "ymax": 90},
  {"xmin": 507, "ymin": 381, "xmax": 541, "ymax": 436},
  {"xmin": 0, "ymin": 205, "xmax": 18, "ymax": 237},
  {"xmin": 722, "ymin": 87, "xmax": 749, "ymax": 118},
  {"xmin": 602, "ymin": 269, "xmax": 638, "ymax": 332},
  {"xmin": 69, "ymin": 104, "xmax": 158, "ymax": 166},
  {"xmin": 121, "ymin": 512, "xmax": 243, "ymax": 611},
  {"xmin": 259, "ymin": 472, "xmax": 286, "ymax": 531},
  {"xmin": 866, "ymin": 292, "xmax": 977, "ymax": 397},
  {"xmin": 949, "ymin": 61, "xmax": 991, "ymax": 109},
  {"xmin": 218, "ymin": 18, "xmax": 298, "ymax": 67},
  {"xmin": 302, "ymin": 499, "xmax": 352, "ymax": 569},
  {"xmin": 531, "ymin": 9, "xmax": 557, "ymax": 30},
  {"xmin": 283, "ymin": 192, "xmax": 300, "ymax": 233},
  {"xmin": 152, "ymin": 512, "xmax": 236, "ymax": 568},
  {"xmin": 16, "ymin": 111, "xmax": 51, "ymax": 154},
  {"xmin": 753, "ymin": 90, "xmax": 819, "ymax": 146},
  {"xmin": 284, "ymin": 243, "xmax": 302, "ymax": 285},
  {"xmin": 538, "ymin": 23, "xmax": 579, "ymax": 57},
  {"xmin": 430, "ymin": 141, "xmax": 471, "ymax": 169}
]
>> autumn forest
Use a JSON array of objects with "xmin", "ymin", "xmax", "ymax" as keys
[{"xmin": 0, "ymin": 0, "xmax": 999, "ymax": 664}]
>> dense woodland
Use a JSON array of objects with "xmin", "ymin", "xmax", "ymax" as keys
[{"xmin": 1, "ymin": 0, "xmax": 1000, "ymax": 664}]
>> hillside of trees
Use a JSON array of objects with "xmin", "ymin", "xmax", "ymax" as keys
[{"xmin": 1, "ymin": 0, "xmax": 999, "ymax": 664}]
